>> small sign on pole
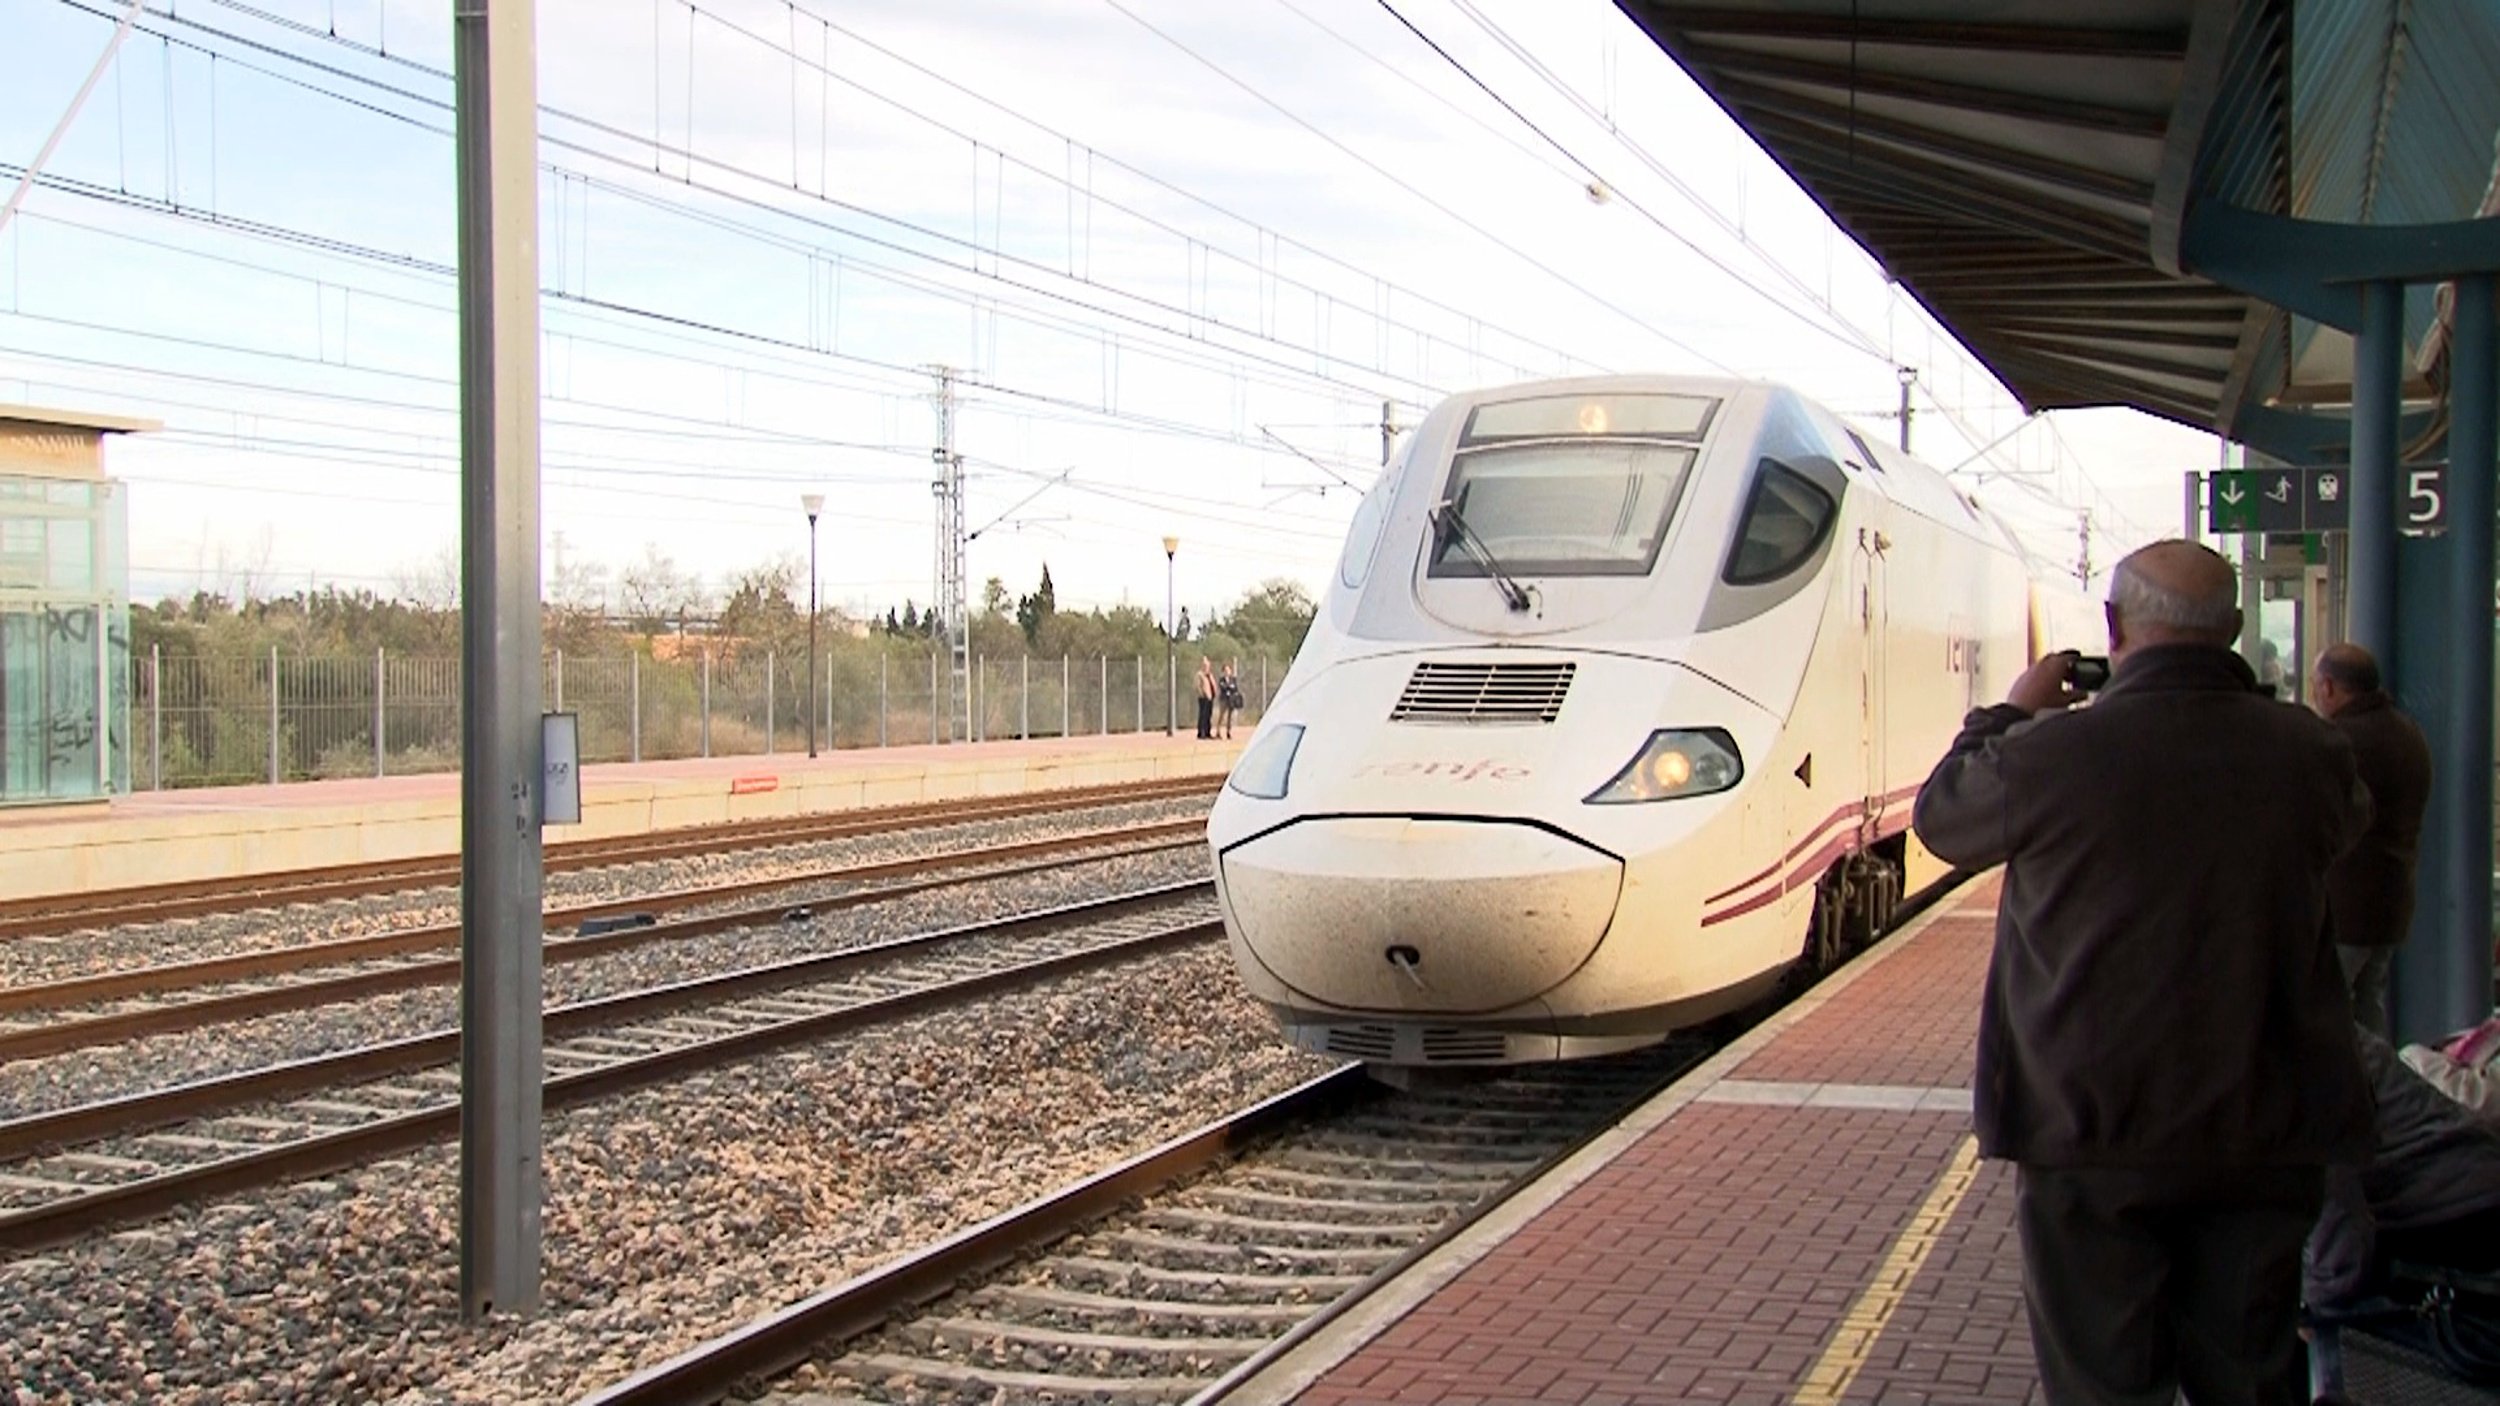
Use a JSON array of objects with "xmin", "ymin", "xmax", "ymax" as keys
[{"xmin": 541, "ymin": 712, "xmax": 581, "ymax": 825}]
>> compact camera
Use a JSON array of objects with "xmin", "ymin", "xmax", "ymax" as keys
[{"xmin": 2069, "ymin": 655, "xmax": 2112, "ymax": 693}]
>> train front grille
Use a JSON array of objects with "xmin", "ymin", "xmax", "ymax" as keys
[
  {"xmin": 1309, "ymin": 1023, "xmax": 1518, "ymax": 1064},
  {"xmin": 1389, "ymin": 661, "xmax": 1574, "ymax": 724}
]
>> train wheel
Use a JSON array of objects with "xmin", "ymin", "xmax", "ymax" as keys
[
  {"xmin": 1798, "ymin": 868, "xmax": 1848, "ymax": 978},
  {"xmin": 1839, "ymin": 854, "xmax": 1902, "ymax": 953}
]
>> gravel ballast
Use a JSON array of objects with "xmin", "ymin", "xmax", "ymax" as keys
[{"xmin": 0, "ymin": 945, "xmax": 1332, "ymax": 1405}]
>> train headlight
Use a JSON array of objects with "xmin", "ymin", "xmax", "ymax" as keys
[
  {"xmin": 1227, "ymin": 724, "xmax": 1305, "ymax": 800},
  {"xmin": 1584, "ymin": 728, "xmax": 1743, "ymax": 804}
]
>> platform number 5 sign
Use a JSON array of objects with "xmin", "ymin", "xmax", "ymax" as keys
[{"xmin": 2407, "ymin": 465, "xmax": 2449, "ymax": 533}]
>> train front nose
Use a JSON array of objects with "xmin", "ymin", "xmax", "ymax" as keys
[{"xmin": 1219, "ymin": 817, "xmax": 1621, "ymax": 1013}]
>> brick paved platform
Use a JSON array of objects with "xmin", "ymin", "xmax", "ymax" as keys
[
  {"xmin": 1224, "ymin": 875, "xmax": 2488, "ymax": 1405},
  {"xmin": 1229, "ymin": 877, "xmax": 2033, "ymax": 1406}
]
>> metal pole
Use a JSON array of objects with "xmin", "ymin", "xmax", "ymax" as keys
[
  {"xmin": 825, "ymin": 653, "xmax": 834, "ymax": 752},
  {"xmin": 1164, "ymin": 550, "xmax": 1176, "ymax": 736},
  {"xmin": 975, "ymin": 655, "xmax": 985, "ymax": 743},
  {"xmin": 766, "ymin": 652, "xmax": 776, "ymax": 755},
  {"xmin": 700, "ymin": 651, "xmax": 712, "ymax": 758},
  {"xmin": 629, "ymin": 652, "xmax": 641, "ymax": 763},
  {"xmin": 148, "ymin": 644, "xmax": 160, "ymax": 791},
  {"xmin": 806, "ymin": 510, "xmax": 820, "ymax": 758},
  {"xmin": 375, "ymin": 647, "xmax": 387, "ymax": 779},
  {"xmin": 268, "ymin": 645, "xmax": 280, "ymax": 785},
  {"xmin": 1062, "ymin": 654, "xmax": 1070, "ymax": 738},
  {"xmin": 1099, "ymin": 654, "xmax": 1108, "ymax": 735},
  {"xmin": 1896, "ymin": 367, "xmax": 1915, "ymax": 453},
  {"xmin": 1020, "ymin": 654, "xmax": 1029, "ymax": 740},
  {"xmin": 2408, "ymin": 273, "xmax": 2498, "ymax": 1043},
  {"xmin": 553, "ymin": 648, "xmax": 564, "ymax": 714},
  {"xmin": 2349, "ymin": 279, "xmax": 2403, "ymax": 662},
  {"xmin": 878, "ymin": 653, "xmax": 888, "ymax": 748},
  {"xmin": 1136, "ymin": 655, "xmax": 1144, "ymax": 733},
  {"xmin": 95, "ymin": 605, "xmax": 109, "ymax": 794},
  {"xmin": 454, "ymin": 0, "xmax": 545, "ymax": 1320},
  {"xmin": 930, "ymin": 649, "xmax": 939, "ymax": 745}
]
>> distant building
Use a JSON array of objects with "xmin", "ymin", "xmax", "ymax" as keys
[{"xmin": 0, "ymin": 405, "xmax": 156, "ymax": 804}]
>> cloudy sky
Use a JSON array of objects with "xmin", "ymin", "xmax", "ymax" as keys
[{"xmin": 0, "ymin": 0, "xmax": 2218, "ymax": 623}]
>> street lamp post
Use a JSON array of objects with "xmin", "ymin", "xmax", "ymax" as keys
[
  {"xmin": 803, "ymin": 493, "xmax": 824, "ymax": 758},
  {"xmin": 1162, "ymin": 535, "xmax": 1179, "ymax": 737}
]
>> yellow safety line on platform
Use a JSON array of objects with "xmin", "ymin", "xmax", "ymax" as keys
[{"xmin": 1791, "ymin": 1135, "xmax": 1983, "ymax": 1406}]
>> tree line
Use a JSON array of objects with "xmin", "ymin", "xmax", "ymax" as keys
[{"xmin": 129, "ymin": 549, "xmax": 1320, "ymax": 670}]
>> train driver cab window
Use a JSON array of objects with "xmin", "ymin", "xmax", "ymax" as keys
[
  {"xmin": 1430, "ymin": 392, "xmax": 1715, "ymax": 579},
  {"xmin": 1724, "ymin": 461, "xmax": 1837, "ymax": 585}
]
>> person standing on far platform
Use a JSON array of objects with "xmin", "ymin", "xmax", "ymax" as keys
[
  {"xmin": 1912, "ymin": 539, "xmax": 2375, "ymax": 1406},
  {"xmin": 1195, "ymin": 656, "xmax": 1218, "ymax": 740},
  {"xmin": 2311, "ymin": 642, "xmax": 2432, "ymax": 1038}
]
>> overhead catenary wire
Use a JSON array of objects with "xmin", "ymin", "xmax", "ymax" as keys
[
  {"xmin": 1363, "ymin": 0, "xmax": 1886, "ymax": 361},
  {"xmin": 1094, "ymin": 0, "xmax": 1732, "ymax": 375},
  {"xmin": 149, "ymin": 0, "xmax": 1577, "ymax": 400}
]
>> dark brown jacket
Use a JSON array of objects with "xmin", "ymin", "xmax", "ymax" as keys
[
  {"xmin": 1913, "ymin": 644, "xmax": 2374, "ymax": 1168},
  {"xmin": 2326, "ymin": 691, "xmax": 2432, "ymax": 948}
]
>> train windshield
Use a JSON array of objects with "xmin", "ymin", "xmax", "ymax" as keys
[{"xmin": 1429, "ymin": 440, "xmax": 1699, "ymax": 578}]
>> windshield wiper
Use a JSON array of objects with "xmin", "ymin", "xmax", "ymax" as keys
[{"xmin": 1430, "ymin": 499, "xmax": 1533, "ymax": 612}]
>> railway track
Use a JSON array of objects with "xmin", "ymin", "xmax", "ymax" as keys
[
  {"xmin": 0, "ymin": 816, "xmax": 1208, "ymax": 1057},
  {"xmin": 584, "ymin": 1043, "xmax": 1709, "ymax": 1406},
  {"xmin": 0, "ymin": 776, "xmax": 1216, "ymax": 941},
  {"xmin": 0, "ymin": 881, "xmax": 1225, "ymax": 1252}
]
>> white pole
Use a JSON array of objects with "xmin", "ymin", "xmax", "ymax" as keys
[
  {"xmin": 0, "ymin": 0, "xmax": 146, "ymax": 238},
  {"xmin": 375, "ymin": 647, "xmax": 387, "ymax": 778},
  {"xmin": 149, "ymin": 644, "xmax": 161, "ymax": 790}
]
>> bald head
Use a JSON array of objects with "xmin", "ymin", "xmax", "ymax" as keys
[
  {"xmin": 2312, "ymin": 642, "xmax": 2382, "ymax": 716},
  {"xmin": 2106, "ymin": 540, "xmax": 2240, "ymax": 657}
]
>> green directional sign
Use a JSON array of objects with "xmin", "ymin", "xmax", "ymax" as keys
[{"xmin": 2208, "ymin": 469, "xmax": 2261, "ymax": 532}]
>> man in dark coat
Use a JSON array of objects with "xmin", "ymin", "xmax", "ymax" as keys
[
  {"xmin": 1914, "ymin": 539, "xmax": 2374, "ymax": 1406},
  {"xmin": 2311, "ymin": 643, "xmax": 2433, "ymax": 1037}
]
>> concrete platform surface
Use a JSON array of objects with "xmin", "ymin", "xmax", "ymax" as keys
[{"xmin": 0, "ymin": 735, "xmax": 1242, "ymax": 900}]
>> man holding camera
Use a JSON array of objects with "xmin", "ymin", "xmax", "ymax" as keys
[{"xmin": 1913, "ymin": 539, "xmax": 2374, "ymax": 1405}]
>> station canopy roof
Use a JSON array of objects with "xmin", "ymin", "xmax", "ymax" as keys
[{"xmin": 1614, "ymin": 1, "xmax": 2500, "ymax": 456}]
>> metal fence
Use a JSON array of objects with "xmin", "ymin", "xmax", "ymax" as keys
[{"xmin": 128, "ymin": 645, "xmax": 1284, "ymax": 789}]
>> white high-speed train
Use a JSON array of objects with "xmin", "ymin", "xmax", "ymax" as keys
[{"xmin": 1207, "ymin": 375, "xmax": 2097, "ymax": 1067}]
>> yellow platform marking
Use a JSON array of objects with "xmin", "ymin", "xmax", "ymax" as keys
[{"xmin": 1791, "ymin": 1135, "xmax": 1983, "ymax": 1406}]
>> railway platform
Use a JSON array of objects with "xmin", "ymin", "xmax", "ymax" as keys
[
  {"xmin": 1224, "ymin": 875, "xmax": 2480, "ymax": 1406},
  {"xmin": 0, "ymin": 734, "xmax": 1241, "ymax": 901}
]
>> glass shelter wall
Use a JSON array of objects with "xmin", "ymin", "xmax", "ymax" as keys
[{"xmin": 0, "ymin": 475, "xmax": 129, "ymax": 803}]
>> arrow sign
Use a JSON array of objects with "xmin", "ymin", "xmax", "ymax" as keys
[{"xmin": 2208, "ymin": 469, "xmax": 2261, "ymax": 531}]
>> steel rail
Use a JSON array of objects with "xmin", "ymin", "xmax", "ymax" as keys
[
  {"xmin": 0, "ymin": 837, "xmax": 1209, "ymax": 1063},
  {"xmin": 0, "ymin": 892, "xmax": 1223, "ymax": 1251},
  {"xmin": 578, "ymin": 1043, "xmax": 1714, "ymax": 1406},
  {"xmin": 0, "ymin": 880, "xmax": 1215, "ymax": 1160},
  {"xmin": 0, "ymin": 817, "xmax": 1206, "ymax": 1017},
  {"xmin": 577, "ymin": 1068, "xmax": 1377, "ymax": 1406},
  {"xmin": 0, "ymin": 776, "xmax": 1215, "ymax": 939}
]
